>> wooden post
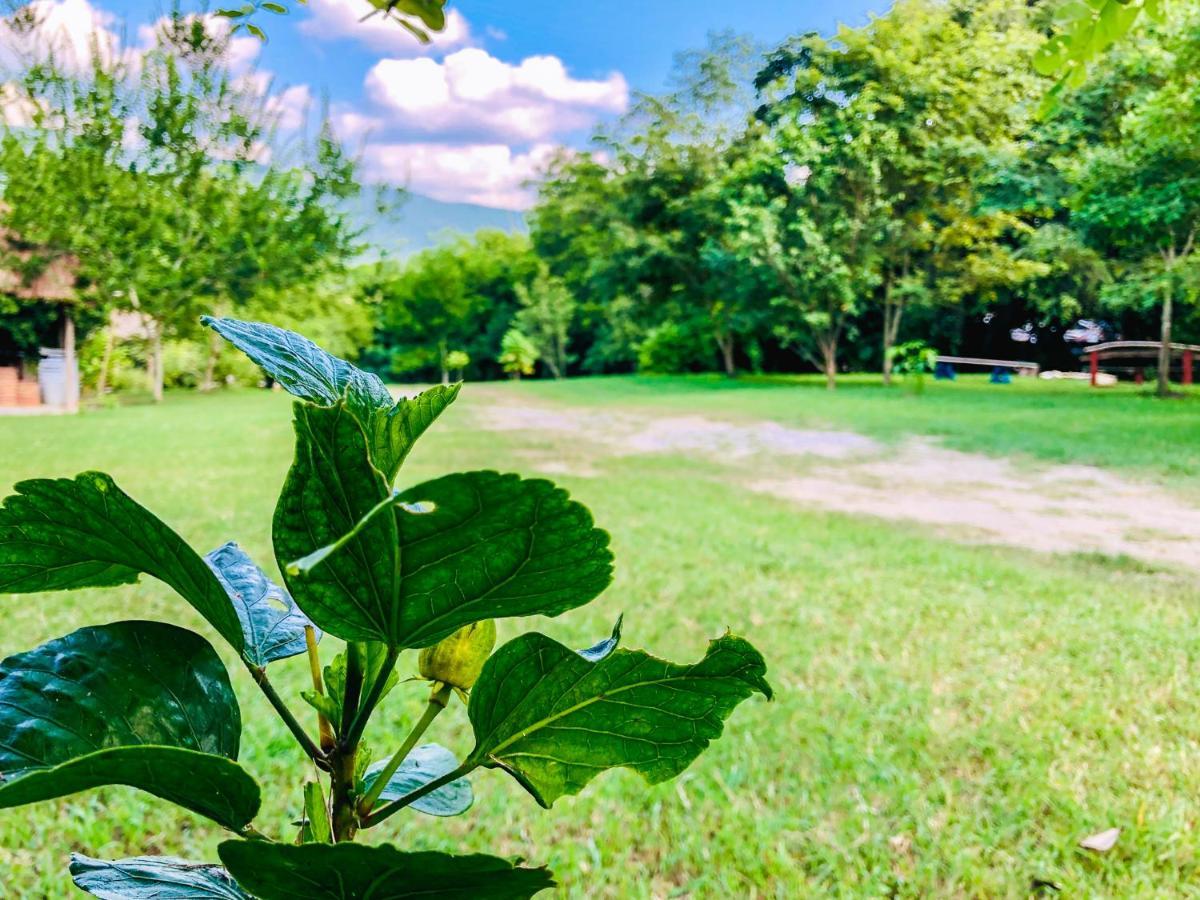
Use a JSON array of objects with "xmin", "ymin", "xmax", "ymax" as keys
[
  {"xmin": 1184, "ymin": 350, "xmax": 1194, "ymax": 387},
  {"xmin": 1089, "ymin": 351, "xmax": 1099, "ymax": 387},
  {"xmin": 62, "ymin": 311, "xmax": 78, "ymax": 413},
  {"xmin": 1135, "ymin": 367, "xmax": 1145, "ymax": 386}
]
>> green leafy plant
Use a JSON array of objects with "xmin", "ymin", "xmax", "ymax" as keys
[
  {"xmin": 0, "ymin": 317, "xmax": 770, "ymax": 897},
  {"xmin": 886, "ymin": 339, "xmax": 938, "ymax": 393},
  {"xmin": 498, "ymin": 327, "xmax": 539, "ymax": 379}
]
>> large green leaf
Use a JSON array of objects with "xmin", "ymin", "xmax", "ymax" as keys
[
  {"xmin": 467, "ymin": 631, "xmax": 771, "ymax": 807},
  {"xmin": 368, "ymin": 382, "xmax": 461, "ymax": 483},
  {"xmin": 274, "ymin": 403, "xmax": 398, "ymax": 642},
  {"xmin": 70, "ymin": 853, "xmax": 252, "ymax": 899},
  {"xmin": 205, "ymin": 316, "xmax": 460, "ymax": 483},
  {"xmin": 206, "ymin": 541, "xmax": 320, "ymax": 666},
  {"xmin": 202, "ymin": 316, "xmax": 392, "ymax": 417},
  {"xmin": 0, "ymin": 620, "xmax": 260, "ymax": 830},
  {"xmin": 362, "ymin": 743, "xmax": 472, "ymax": 817},
  {"xmin": 218, "ymin": 841, "xmax": 554, "ymax": 899},
  {"xmin": 284, "ymin": 468, "xmax": 613, "ymax": 647},
  {"xmin": 0, "ymin": 472, "xmax": 243, "ymax": 648},
  {"xmin": 390, "ymin": 471, "xmax": 613, "ymax": 648}
]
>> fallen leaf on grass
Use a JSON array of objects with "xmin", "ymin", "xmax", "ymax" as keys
[{"xmin": 1079, "ymin": 827, "xmax": 1120, "ymax": 852}]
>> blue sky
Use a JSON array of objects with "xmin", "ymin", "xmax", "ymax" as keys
[{"xmin": 38, "ymin": 0, "xmax": 891, "ymax": 207}]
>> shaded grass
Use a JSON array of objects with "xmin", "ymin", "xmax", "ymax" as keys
[
  {"xmin": 1, "ymin": 387, "xmax": 1200, "ymax": 896},
  {"xmin": 512, "ymin": 373, "xmax": 1200, "ymax": 486}
]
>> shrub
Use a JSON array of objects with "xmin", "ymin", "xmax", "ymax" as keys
[{"xmin": 0, "ymin": 317, "xmax": 770, "ymax": 898}]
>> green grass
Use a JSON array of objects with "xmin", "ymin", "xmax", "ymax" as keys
[
  {"xmin": 2, "ymin": 383, "xmax": 1200, "ymax": 896},
  {"xmin": 515, "ymin": 373, "xmax": 1200, "ymax": 486}
]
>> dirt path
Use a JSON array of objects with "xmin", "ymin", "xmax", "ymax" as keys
[{"xmin": 469, "ymin": 393, "xmax": 1200, "ymax": 573}]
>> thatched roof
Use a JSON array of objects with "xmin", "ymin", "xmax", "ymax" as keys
[{"xmin": 0, "ymin": 205, "xmax": 79, "ymax": 302}]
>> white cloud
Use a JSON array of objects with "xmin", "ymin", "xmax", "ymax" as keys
[
  {"xmin": 332, "ymin": 108, "xmax": 385, "ymax": 144},
  {"xmin": 363, "ymin": 141, "xmax": 561, "ymax": 210},
  {"xmin": 365, "ymin": 47, "xmax": 628, "ymax": 142},
  {"xmin": 0, "ymin": 0, "xmax": 123, "ymax": 72},
  {"xmin": 267, "ymin": 84, "xmax": 313, "ymax": 131},
  {"xmin": 299, "ymin": 0, "xmax": 471, "ymax": 55}
]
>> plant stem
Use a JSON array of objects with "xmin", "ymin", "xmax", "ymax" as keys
[
  {"xmin": 305, "ymin": 626, "xmax": 335, "ymax": 752},
  {"xmin": 361, "ymin": 760, "xmax": 478, "ymax": 829},
  {"xmin": 359, "ymin": 683, "xmax": 451, "ymax": 815},
  {"xmin": 329, "ymin": 744, "xmax": 358, "ymax": 842},
  {"xmin": 341, "ymin": 646, "xmax": 400, "ymax": 750},
  {"xmin": 339, "ymin": 647, "xmax": 365, "ymax": 739},
  {"xmin": 245, "ymin": 659, "xmax": 330, "ymax": 772}
]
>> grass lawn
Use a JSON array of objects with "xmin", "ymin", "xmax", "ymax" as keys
[
  {"xmin": 516, "ymin": 373, "xmax": 1200, "ymax": 487},
  {"xmin": 2, "ymin": 381, "xmax": 1200, "ymax": 897}
]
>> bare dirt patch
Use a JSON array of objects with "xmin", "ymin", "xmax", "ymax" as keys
[{"xmin": 470, "ymin": 395, "xmax": 1200, "ymax": 571}]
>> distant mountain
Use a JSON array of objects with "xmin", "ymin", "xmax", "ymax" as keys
[{"xmin": 351, "ymin": 191, "xmax": 528, "ymax": 258}]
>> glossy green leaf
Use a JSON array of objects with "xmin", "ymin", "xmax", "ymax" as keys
[
  {"xmin": 203, "ymin": 316, "xmax": 392, "ymax": 418},
  {"xmin": 368, "ymin": 382, "xmax": 460, "ymax": 483},
  {"xmin": 0, "ymin": 472, "xmax": 243, "ymax": 649},
  {"xmin": 206, "ymin": 541, "xmax": 320, "ymax": 666},
  {"xmin": 362, "ymin": 743, "xmax": 472, "ymax": 817},
  {"xmin": 0, "ymin": 621, "xmax": 260, "ymax": 829},
  {"xmin": 205, "ymin": 317, "xmax": 460, "ymax": 484},
  {"xmin": 274, "ymin": 403, "xmax": 398, "ymax": 642},
  {"xmin": 70, "ymin": 853, "xmax": 252, "ymax": 899},
  {"xmin": 391, "ymin": 471, "xmax": 613, "ymax": 647},
  {"xmin": 289, "ymin": 472, "xmax": 609, "ymax": 648},
  {"xmin": 281, "ymin": 438, "xmax": 612, "ymax": 646},
  {"xmin": 467, "ymin": 631, "xmax": 771, "ymax": 807},
  {"xmin": 218, "ymin": 841, "xmax": 554, "ymax": 899}
]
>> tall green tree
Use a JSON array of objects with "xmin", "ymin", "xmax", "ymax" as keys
[
  {"xmin": 515, "ymin": 265, "xmax": 575, "ymax": 379},
  {"xmin": 1069, "ymin": 10, "xmax": 1200, "ymax": 396},
  {"xmin": 754, "ymin": 0, "xmax": 1044, "ymax": 384},
  {"xmin": 1, "ymin": 13, "xmax": 361, "ymax": 400}
]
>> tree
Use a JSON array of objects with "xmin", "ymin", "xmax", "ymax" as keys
[
  {"xmin": 498, "ymin": 327, "xmax": 538, "ymax": 379},
  {"xmin": 515, "ymin": 265, "xmax": 575, "ymax": 378},
  {"xmin": 594, "ymin": 33, "xmax": 769, "ymax": 377},
  {"xmin": 0, "ymin": 12, "xmax": 361, "ymax": 400},
  {"xmin": 754, "ymin": 0, "xmax": 1044, "ymax": 384},
  {"xmin": 367, "ymin": 232, "xmax": 534, "ymax": 384},
  {"xmin": 1070, "ymin": 29, "xmax": 1200, "ymax": 396}
]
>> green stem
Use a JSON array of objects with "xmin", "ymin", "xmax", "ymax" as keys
[
  {"xmin": 339, "ymin": 647, "xmax": 365, "ymax": 740},
  {"xmin": 361, "ymin": 760, "xmax": 478, "ymax": 829},
  {"xmin": 359, "ymin": 684, "xmax": 450, "ymax": 815},
  {"xmin": 341, "ymin": 646, "xmax": 400, "ymax": 750},
  {"xmin": 246, "ymin": 659, "xmax": 329, "ymax": 771}
]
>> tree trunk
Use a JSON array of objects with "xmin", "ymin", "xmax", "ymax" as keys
[
  {"xmin": 201, "ymin": 329, "xmax": 220, "ymax": 392},
  {"xmin": 543, "ymin": 348, "xmax": 561, "ymax": 380},
  {"xmin": 96, "ymin": 325, "xmax": 114, "ymax": 398},
  {"xmin": 715, "ymin": 330, "xmax": 736, "ymax": 378},
  {"xmin": 150, "ymin": 320, "xmax": 164, "ymax": 404},
  {"xmin": 820, "ymin": 338, "xmax": 838, "ymax": 391},
  {"xmin": 881, "ymin": 279, "xmax": 904, "ymax": 387},
  {"xmin": 1159, "ymin": 280, "xmax": 1174, "ymax": 398},
  {"xmin": 438, "ymin": 339, "xmax": 449, "ymax": 386}
]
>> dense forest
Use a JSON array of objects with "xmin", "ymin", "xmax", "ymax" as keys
[{"xmin": 3, "ymin": 0, "xmax": 1199, "ymax": 394}]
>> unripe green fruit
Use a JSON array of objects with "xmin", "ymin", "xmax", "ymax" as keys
[{"xmin": 418, "ymin": 620, "xmax": 497, "ymax": 692}]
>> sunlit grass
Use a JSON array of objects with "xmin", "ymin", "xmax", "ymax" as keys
[{"xmin": 1, "ymin": 382, "xmax": 1199, "ymax": 896}]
